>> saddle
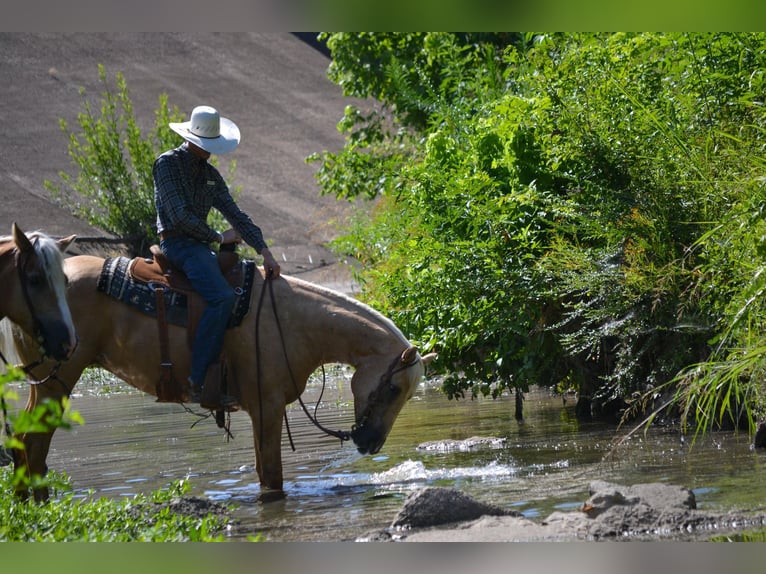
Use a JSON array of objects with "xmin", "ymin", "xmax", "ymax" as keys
[
  {"xmin": 128, "ymin": 245, "xmax": 245, "ymax": 407},
  {"xmin": 132, "ymin": 244, "xmax": 241, "ymax": 296}
]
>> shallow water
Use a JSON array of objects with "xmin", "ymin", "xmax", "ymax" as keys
[{"xmin": 12, "ymin": 371, "xmax": 766, "ymax": 541}]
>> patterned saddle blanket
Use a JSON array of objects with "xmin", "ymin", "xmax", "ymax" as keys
[{"xmin": 96, "ymin": 252, "xmax": 257, "ymax": 329}]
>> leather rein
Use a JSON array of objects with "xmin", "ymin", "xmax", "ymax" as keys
[
  {"xmin": 253, "ymin": 270, "xmax": 420, "ymax": 451},
  {"xmin": 254, "ymin": 270, "xmax": 352, "ymax": 451}
]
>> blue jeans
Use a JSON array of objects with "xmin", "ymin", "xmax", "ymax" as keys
[{"xmin": 160, "ymin": 236, "xmax": 235, "ymax": 387}]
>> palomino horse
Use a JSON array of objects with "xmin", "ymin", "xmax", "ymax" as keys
[
  {"xmin": 0, "ymin": 223, "xmax": 77, "ymax": 364},
  {"xmin": 8, "ymin": 251, "xmax": 435, "ymax": 501}
]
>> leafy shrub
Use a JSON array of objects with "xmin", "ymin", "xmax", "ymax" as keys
[
  {"xmin": 2, "ymin": 370, "xmax": 230, "ymax": 541},
  {"xmin": 0, "ymin": 471, "xmax": 229, "ymax": 541},
  {"xmin": 315, "ymin": 32, "xmax": 766, "ymax": 430}
]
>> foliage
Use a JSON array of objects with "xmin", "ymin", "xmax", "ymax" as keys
[
  {"xmin": 0, "ymin": 471, "xmax": 229, "ymax": 541},
  {"xmin": 46, "ymin": 65, "xmax": 239, "ymax": 257},
  {"xmin": 1, "ymin": 366, "xmax": 84, "ymax": 492},
  {"xmin": 1, "ymin": 371, "xmax": 230, "ymax": 542},
  {"xmin": 314, "ymin": 32, "xmax": 766, "ymax": 431}
]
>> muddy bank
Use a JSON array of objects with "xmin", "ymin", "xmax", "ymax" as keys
[{"xmin": 357, "ymin": 481, "xmax": 766, "ymax": 542}]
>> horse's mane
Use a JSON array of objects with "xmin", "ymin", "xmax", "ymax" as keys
[{"xmin": 286, "ymin": 273, "xmax": 411, "ymax": 347}]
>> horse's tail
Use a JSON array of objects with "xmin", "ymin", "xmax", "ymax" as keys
[{"xmin": 0, "ymin": 318, "xmax": 22, "ymax": 372}]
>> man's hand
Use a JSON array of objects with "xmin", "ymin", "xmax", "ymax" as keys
[{"xmin": 260, "ymin": 248, "xmax": 281, "ymax": 278}]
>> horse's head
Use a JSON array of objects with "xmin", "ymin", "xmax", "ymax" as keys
[
  {"xmin": 350, "ymin": 345, "xmax": 436, "ymax": 455},
  {"xmin": 6, "ymin": 223, "xmax": 77, "ymax": 361}
]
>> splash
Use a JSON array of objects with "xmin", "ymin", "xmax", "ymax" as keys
[{"xmin": 371, "ymin": 459, "xmax": 517, "ymax": 484}]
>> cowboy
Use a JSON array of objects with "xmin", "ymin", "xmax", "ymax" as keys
[{"xmin": 153, "ymin": 105, "xmax": 281, "ymax": 407}]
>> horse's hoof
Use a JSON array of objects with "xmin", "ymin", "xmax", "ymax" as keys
[
  {"xmin": 33, "ymin": 487, "xmax": 51, "ymax": 504},
  {"xmin": 258, "ymin": 489, "xmax": 286, "ymax": 504}
]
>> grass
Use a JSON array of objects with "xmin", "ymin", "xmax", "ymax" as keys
[{"xmin": 0, "ymin": 469, "xmax": 232, "ymax": 542}]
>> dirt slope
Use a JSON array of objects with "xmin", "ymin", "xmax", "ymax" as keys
[{"xmin": 0, "ymin": 33, "xmax": 356, "ymax": 289}]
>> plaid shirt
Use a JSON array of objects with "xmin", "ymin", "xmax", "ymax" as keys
[{"xmin": 153, "ymin": 143, "xmax": 268, "ymax": 252}]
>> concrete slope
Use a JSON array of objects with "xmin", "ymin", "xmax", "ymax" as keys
[{"xmin": 0, "ymin": 32, "xmax": 356, "ymax": 285}]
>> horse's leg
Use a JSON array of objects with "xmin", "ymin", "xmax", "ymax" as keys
[
  {"xmin": 13, "ymin": 366, "xmax": 79, "ymax": 502},
  {"xmin": 250, "ymin": 402, "xmax": 287, "ymax": 503},
  {"xmin": 13, "ymin": 383, "xmax": 59, "ymax": 501},
  {"xmin": 13, "ymin": 430, "xmax": 55, "ymax": 502}
]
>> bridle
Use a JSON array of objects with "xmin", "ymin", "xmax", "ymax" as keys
[
  {"xmin": 351, "ymin": 352, "xmax": 420, "ymax": 436},
  {"xmin": 1, "ymin": 243, "xmax": 71, "ymax": 465},
  {"xmin": 253, "ymin": 271, "xmax": 420, "ymax": 450},
  {"xmin": 8, "ymin": 243, "xmax": 71, "ymax": 390},
  {"xmin": 14, "ymin": 238, "xmax": 48, "ymax": 346}
]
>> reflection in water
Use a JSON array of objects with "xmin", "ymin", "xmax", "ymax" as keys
[{"xmin": 12, "ymin": 375, "xmax": 766, "ymax": 541}]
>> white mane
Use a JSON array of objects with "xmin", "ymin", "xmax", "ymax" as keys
[{"xmin": 285, "ymin": 273, "xmax": 411, "ymax": 347}]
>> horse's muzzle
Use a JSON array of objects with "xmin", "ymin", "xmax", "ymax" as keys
[
  {"xmin": 350, "ymin": 423, "xmax": 384, "ymax": 455},
  {"xmin": 40, "ymin": 320, "xmax": 77, "ymax": 361}
]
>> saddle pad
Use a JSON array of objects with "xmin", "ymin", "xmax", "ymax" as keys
[{"xmin": 97, "ymin": 256, "xmax": 256, "ymax": 328}]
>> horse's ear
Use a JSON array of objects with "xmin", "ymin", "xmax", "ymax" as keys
[
  {"xmin": 401, "ymin": 345, "xmax": 418, "ymax": 365},
  {"xmin": 12, "ymin": 222, "xmax": 34, "ymax": 255},
  {"xmin": 57, "ymin": 234, "xmax": 77, "ymax": 253},
  {"xmin": 420, "ymin": 352, "xmax": 437, "ymax": 367}
]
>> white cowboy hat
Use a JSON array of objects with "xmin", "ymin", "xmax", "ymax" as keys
[{"xmin": 169, "ymin": 105, "xmax": 240, "ymax": 155}]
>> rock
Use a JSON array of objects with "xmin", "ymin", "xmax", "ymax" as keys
[
  {"xmin": 583, "ymin": 480, "xmax": 695, "ymax": 516},
  {"xmin": 386, "ymin": 480, "xmax": 766, "ymax": 542},
  {"xmin": 391, "ymin": 486, "xmax": 521, "ymax": 529},
  {"xmin": 544, "ymin": 481, "xmax": 702, "ymax": 540}
]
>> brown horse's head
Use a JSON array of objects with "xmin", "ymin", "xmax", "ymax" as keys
[
  {"xmin": 350, "ymin": 346, "xmax": 436, "ymax": 455},
  {"xmin": 4, "ymin": 223, "xmax": 77, "ymax": 361}
]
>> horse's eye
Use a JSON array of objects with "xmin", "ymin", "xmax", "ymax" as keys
[{"xmin": 389, "ymin": 384, "xmax": 401, "ymax": 397}]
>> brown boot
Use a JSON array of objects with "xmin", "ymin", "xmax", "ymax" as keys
[{"xmin": 199, "ymin": 362, "xmax": 239, "ymax": 411}]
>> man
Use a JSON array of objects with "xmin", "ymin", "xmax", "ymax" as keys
[{"xmin": 153, "ymin": 105, "xmax": 281, "ymax": 407}]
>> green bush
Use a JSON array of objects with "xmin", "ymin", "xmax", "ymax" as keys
[
  {"xmin": 0, "ymin": 470, "xmax": 229, "ymax": 541},
  {"xmin": 314, "ymin": 32, "xmax": 766, "ymax": 431},
  {"xmin": 2, "ymin": 370, "xmax": 230, "ymax": 541}
]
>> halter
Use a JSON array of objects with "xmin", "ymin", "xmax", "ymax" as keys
[
  {"xmin": 3, "ymin": 243, "xmax": 71, "ymax": 391},
  {"xmin": 351, "ymin": 352, "xmax": 420, "ymax": 435},
  {"xmin": 14, "ymin": 241, "xmax": 46, "ymax": 343},
  {"xmin": 0, "ymin": 243, "xmax": 72, "ymax": 468}
]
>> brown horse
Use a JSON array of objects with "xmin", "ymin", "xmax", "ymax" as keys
[
  {"xmin": 7, "ymin": 251, "xmax": 435, "ymax": 501},
  {"xmin": 0, "ymin": 223, "xmax": 77, "ymax": 363}
]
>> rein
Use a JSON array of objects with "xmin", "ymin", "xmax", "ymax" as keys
[
  {"xmin": 254, "ymin": 271, "xmax": 352, "ymax": 451},
  {"xmin": 0, "ymin": 346, "xmax": 66, "ymax": 469}
]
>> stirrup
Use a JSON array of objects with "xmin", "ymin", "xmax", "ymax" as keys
[
  {"xmin": 187, "ymin": 386, "xmax": 202, "ymax": 404},
  {"xmin": 200, "ymin": 390, "xmax": 239, "ymax": 412}
]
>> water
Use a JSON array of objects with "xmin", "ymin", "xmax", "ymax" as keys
[{"xmin": 11, "ymin": 372, "xmax": 766, "ymax": 541}]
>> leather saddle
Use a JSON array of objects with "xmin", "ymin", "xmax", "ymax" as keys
[
  {"xmin": 131, "ymin": 245, "xmax": 242, "ymax": 295},
  {"xmin": 127, "ymin": 245, "xmax": 245, "ymax": 407}
]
